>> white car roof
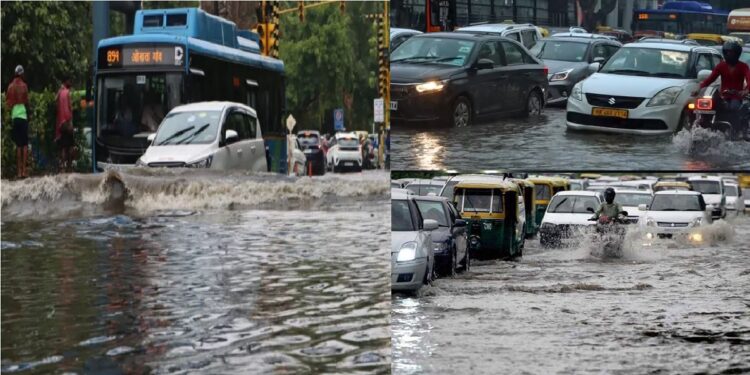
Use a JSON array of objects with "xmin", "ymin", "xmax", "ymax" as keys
[
  {"xmin": 391, "ymin": 27, "xmax": 422, "ymax": 37},
  {"xmin": 625, "ymin": 42, "xmax": 711, "ymax": 52},
  {"xmin": 335, "ymin": 132, "xmax": 358, "ymax": 139},
  {"xmin": 458, "ymin": 23, "xmax": 536, "ymax": 33},
  {"xmin": 391, "ymin": 188, "xmax": 413, "ymax": 200},
  {"xmin": 554, "ymin": 190, "xmax": 601, "ymax": 197},
  {"xmin": 654, "ymin": 190, "xmax": 701, "ymax": 196},
  {"xmin": 614, "ymin": 189, "xmax": 651, "ymax": 195},
  {"xmin": 170, "ymin": 101, "xmax": 256, "ymax": 116},
  {"xmin": 687, "ymin": 176, "xmax": 723, "ymax": 182},
  {"xmin": 407, "ymin": 178, "xmax": 446, "ymax": 186}
]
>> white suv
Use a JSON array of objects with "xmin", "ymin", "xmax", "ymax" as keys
[
  {"xmin": 566, "ymin": 41, "xmax": 722, "ymax": 134},
  {"xmin": 723, "ymin": 182, "xmax": 744, "ymax": 216},
  {"xmin": 327, "ymin": 132, "xmax": 363, "ymax": 173},
  {"xmin": 688, "ymin": 176, "xmax": 726, "ymax": 220}
]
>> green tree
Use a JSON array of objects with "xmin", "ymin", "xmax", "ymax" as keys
[
  {"xmin": 1, "ymin": 1, "xmax": 92, "ymax": 91},
  {"xmin": 279, "ymin": 1, "xmax": 379, "ymax": 132}
]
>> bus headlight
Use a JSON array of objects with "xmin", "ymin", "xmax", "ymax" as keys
[{"xmin": 397, "ymin": 242, "xmax": 418, "ymax": 262}]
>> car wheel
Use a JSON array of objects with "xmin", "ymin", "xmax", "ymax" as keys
[
  {"xmin": 450, "ymin": 249, "xmax": 458, "ymax": 278},
  {"xmin": 423, "ymin": 263, "xmax": 433, "ymax": 285},
  {"xmin": 465, "ymin": 249, "xmax": 471, "ymax": 272},
  {"xmin": 676, "ymin": 109, "xmax": 690, "ymax": 133},
  {"xmin": 540, "ymin": 234, "xmax": 550, "ymax": 248},
  {"xmin": 524, "ymin": 89, "xmax": 543, "ymax": 118},
  {"xmin": 451, "ymin": 96, "xmax": 472, "ymax": 127}
]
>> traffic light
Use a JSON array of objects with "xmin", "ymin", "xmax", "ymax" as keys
[
  {"xmin": 298, "ymin": 2, "xmax": 304, "ymax": 22},
  {"xmin": 256, "ymin": 23, "xmax": 276, "ymax": 56}
]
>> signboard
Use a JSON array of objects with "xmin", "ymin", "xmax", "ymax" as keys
[
  {"xmin": 334, "ymin": 108, "xmax": 344, "ymax": 131},
  {"xmin": 729, "ymin": 14, "xmax": 750, "ymax": 32},
  {"xmin": 373, "ymin": 98, "xmax": 384, "ymax": 123},
  {"xmin": 98, "ymin": 45, "xmax": 182, "ymax": 69}
]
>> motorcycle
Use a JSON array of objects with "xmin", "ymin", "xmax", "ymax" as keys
[
  {"xmin": 691, "ymin": 87, "xmax": 750, "ymax": 141},
  {"xmin": 588, "ymin": 211, "xmax": 629, "ymax": 259}
]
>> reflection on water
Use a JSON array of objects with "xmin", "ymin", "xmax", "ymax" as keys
[
  {"xmin": 392, "ymin": 217, "xmax": 750, "ymax": 374},
  {"xmin": 392, "ymin": 108, "xmax": 750, "ymax": 170},
  {"xmin": 1, "ymin": 171, "xmax": 390, "ymax": 374}
]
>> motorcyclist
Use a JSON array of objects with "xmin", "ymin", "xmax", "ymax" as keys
[
  {"xmin": 590, "ymin": 188, "xmax": 623, "ymax": 223},
  {"xmin": 696, "ymin": 41, "xmax": 750, "ymax": 132}
]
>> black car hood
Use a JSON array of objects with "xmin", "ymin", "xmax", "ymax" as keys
[
  {"xmin": 430, "ymin": 227, "xmax": 452, "ymax": 244},
  {"xmin": 544, "ymin": 59, "xmax": 588, "ymax": 74},
  {"xmin": 391, "ymin": 62, "xmax": 461, "ymax": 83}
]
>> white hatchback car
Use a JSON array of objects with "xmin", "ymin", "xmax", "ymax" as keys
[
  {"xmin": 639, "ymin": 190, "xmax": 712, "ymax": 242},
  {"xmin": 138, "ymin": 102, "xmax": 267, "ymax": 171},
  {"xmin": 566, "ymin": 42, "xmax": 722, "ymax": 134},
  {"xmin": 688, "ymin": 176, "xmax": 726, "ymax": 220},
  {"xmin": 392, "ymin": 189, "xmax": 438, "ymax": 293},
  {"xmin": 539, "ymin": 190, "xmax": 603, "ymax": 247},
  {"xmin": 724, "ymin": 182, "xmax": 745, "ymax": 216},
  {"xmin": 327, "ymin": 132, "xmax": 363, "ymax": 173}
]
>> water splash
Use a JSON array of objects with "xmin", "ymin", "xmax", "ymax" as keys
[{"xmin": 672, "ymin": 127, "xmax": 750, "ymax": 158}]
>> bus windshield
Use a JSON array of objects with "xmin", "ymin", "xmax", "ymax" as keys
[{"xmin": 97, "ymin": 73, "xmax": 182, "ymax": 140}]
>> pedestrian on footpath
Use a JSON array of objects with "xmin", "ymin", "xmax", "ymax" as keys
[
  {"xmin": 55, "ymin": 77, "xmax": 75, "ymax": 172},
  {"xmin": 6, "ymin": 65, "xmax": 30, "ymax": 179}
]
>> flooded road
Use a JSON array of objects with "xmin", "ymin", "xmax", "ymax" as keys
[
  {"xmin": 392, "ymin": 108, "xmax": 750, "ymax": 171},
  {"xmin": 1, "ymin": 170, "xmax": 390, "ymax": 374},
  {"xmin": 392, "ymin": 217, "xmax": 750, "ymax": 374}
]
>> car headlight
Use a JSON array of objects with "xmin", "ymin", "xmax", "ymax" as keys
[
  {"xmin": 690, "ymin": 217, "xmax": 703, "ymax": 227},
  {"xmin": 646, "ymin": 218, "xmax": 656, "ymax": 227},
  {"xmin": 187, "ymin": 155, "xmax": 213, "ymax": 168},
  {"xmin": 571, "ymin": 82, "xmax": 583, "ymax": 101},
  {"xmin": 433, "ymin": 241, "xmax": 449, "ymax": 253},
  {"xmin": 647, "ymin": 87, "xmax": 683, "ymax": 107},
  {"xmin": 135, "ymin": 158, "xmax": 147, "ymax": 167},
  {"xmin": 549, "ymin": 69, "xmax": 573, "ymax": 82},
  {"xmin": 397, "ymin": 241, "xmax": 418, "ymax": 262},
  {"xmin": 415, "ymin": 80, "xmax": 445, "ymax": 93}
]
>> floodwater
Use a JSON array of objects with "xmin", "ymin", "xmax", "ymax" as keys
[
  {"xmin": 392, "ymin": 217, "xmax": 750, "ymax": 374},
  {"xmin": 1, "ymin": 169, "xmax": 391, "ymax": 374},
  {"xmin": 392, "ymin": 108, "xmax": 750, "ymax": 171}
]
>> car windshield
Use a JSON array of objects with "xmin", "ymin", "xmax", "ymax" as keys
[
  {"xmin": 298, "ymin": 133, "xmax": 320, "ymax": 146},
  {"xmin": 690, "ymin": 181, "xmax": 721, "ymax": 194},
  {"xmin": 650, "ymin": 194, "xmax": 702, "ymax": 211},
  {"xmin": 547, "ymin": 195, "xmax": 599, "ymax": 213},
  {"xmin": 391, "ymin": 36, "xmax": 475, "ymax": 67},
  {"xmin": 407, "ymin": 184, "xmax": 442, "ymax": 196},
  {"xmin": 416, "ymin": 200, "xmax": 449, "ymax": 226},
  {"xmin": 392, "ymin": 200, "xmax": 416, "ymax": 231},
  {"xmin": 530, "ymin": 40, "xmax": 589, "ymax": 62},
  {"xmin": 725, "ymin": 185, "xmax": 738, "ymax": 196},
  {"xmin": 535, "ymin": 184, "xmax": 551, "ymax": 200},
  {"xmin": 615, "ymin": 193, "xmax": 653, "ymax": 206},
  {"xmin": 455, "ymin": 188, "xmax": 503, "ymax": 213},
  {"xmin": 601, "ymin": 47, "xmax": 689, "ymax": 78},
  {"xmin": 153, "ymin": 110, "xmax": 221, "ymax": 146}
]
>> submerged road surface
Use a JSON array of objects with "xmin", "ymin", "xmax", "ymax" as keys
[
  {"xmin": 392, "ymin": 108, "xmax": 750, "ymax": 171},
  {"xmin": 392, "ymin": 217, "xmax": 750, "ymax": 374},
  {"xmin": 1, "ymin": 170, "xmax": 390, "ymax": 374}
]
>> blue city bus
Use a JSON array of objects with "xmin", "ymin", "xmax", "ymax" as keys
[
  {"xmin": 632, "ymin": 1, "xmax": 729, "ymax": 37},
  {"xmin": 94, "ymin": 8, "xmax": 287, "ymax": 171}
]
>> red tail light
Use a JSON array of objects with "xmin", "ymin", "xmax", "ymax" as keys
[
  {"xmin": 696, "ymin": 98, "xmax": 713, "ymax": 110},
  {"xmin": 543, "ymin": 66, "xmax": 549, "ymax": 75}
]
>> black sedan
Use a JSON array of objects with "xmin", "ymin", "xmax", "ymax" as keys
[
  {"xmin": 390, "ymin": 32, "xmax": 549, "ymax": 127},
  {"xmin": 297, "ymin": 130, "xmax": 326, "ymax": 175},
  {"xmin": 414, "ymin": 195, "xmax": 469, "ymax": 277}
]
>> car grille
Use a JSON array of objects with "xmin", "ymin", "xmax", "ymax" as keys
[
  {"xmin": 657, "ymin": 222, "xmax": 689, "ymax": 227},
  {"xmin": 148, "ymin": 162, "xmax": 186, "ymax": 168},
  {"xmin": 567, "ymin": 112, "xmax": 669, "ymax": 130},
  {"xmin": 391, "ymin": 84, "xmax": 413, "ymax": 100},
  {"xmin": 586, "ymin": 93, "xmax": 645, "ymax": 109}
]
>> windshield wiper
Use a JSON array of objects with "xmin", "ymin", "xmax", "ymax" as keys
[
  {"xmin": 650, "ymin": 72, "xmax": 684, "ymax": 78},
  {"xmin": 175, "ymin": 123, "xmax": 211, "ymax": 145},
  {"xmin": 464, "ymin": 195, "xmax": 480, "ymax": 214},
  {"xmin": 391, "ymin": 55, "xmax": 438, "ymax": 63},
  {"xmin": 158, "ymin": 125, "xmax": 195, "ymax": 145},
  {"xmin": 551, "ymin": 197, "xmax": 569, "ymax": 213},
  {"xmin": 604, "ymin": 69, "xmax": 650, "ymax": 76}
]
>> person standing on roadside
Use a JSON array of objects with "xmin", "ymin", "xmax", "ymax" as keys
[
  {"xmin": 6, "ymin": 65, "xmax": 30, "ymax": 179},
  {"xmin": 55, "ymin": 77, "xmax": 75, "ymax": 172}
]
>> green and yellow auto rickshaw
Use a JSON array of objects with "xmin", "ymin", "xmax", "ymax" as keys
[
  {"xmin": 526, "ymin": 177, "xmax": 570, "ymax": 229},
  {"xmin": 453, "ymin": 178, "xmax": 526, "ymax": 259},
  {"xmin": 511, "ymin": 178, "xmax": 538, "ymax": 238}
]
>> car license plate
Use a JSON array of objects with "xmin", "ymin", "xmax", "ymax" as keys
[
  {"xmin": 592, "ymin": 107, "xmax": 628, "ymax": 119},
  {"xmin": 694, "ymin": 110, "xmax": 715, "ymax": 115},
  {"xmin": 344, "ymin": 162, "xmax": 353, "ymax": 166},
  {"xmin": 390, "ymin": 101, "xmax": 398, "ymax": 111},
  {"xmin": 304, "ymin": 149, "xmax": 313, "ymax": 154}
]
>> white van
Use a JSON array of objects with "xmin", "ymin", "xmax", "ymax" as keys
[{"xmin": 137, "ymin": 102, "xmax": 267, "ymax": 171}]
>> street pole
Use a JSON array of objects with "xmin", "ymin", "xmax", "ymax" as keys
[{"xmin": 382, "ymin": 0, "xmax": 390, "ymax": 170}]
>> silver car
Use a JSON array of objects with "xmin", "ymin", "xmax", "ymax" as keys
[{"xmin": 392, "ymin": 189, "xmax": 438, "ymax": 294}]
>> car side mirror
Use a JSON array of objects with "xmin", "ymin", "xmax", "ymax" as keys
[
  {"xmin": 474, "ymin": 58, "xmax": 495, "ymax": 70},
  {"xmin": 705, "ymin": 204, "xmax": 714, "ymax": 212},
  {"xmin": 697, "ymin": 69, "xmax": 711, "ymax": 82},
  {"xmin": 586, "ymin": 207, "xmax": 595, "ymax": 213},
  {"xmin": 638, "ymin": 204, "xmax": 648, "ymax": 211},
  {"xmin": 225, "ymin": 129, "xmax": 239, "ymax": 145},
  {"xmin": 454, "ymin": 219, "xmax": 467, "ymax": 227},
  {"xmin": 423, "ymin": 219, "xmax": 439, "ymax": 231},
  {"xmin": 147, "ymin": 133, "xmax": 156, "ymax": 143},
  {"xmin": 587, "ymin": 62, "xmax": 601, "ymax": 74}
]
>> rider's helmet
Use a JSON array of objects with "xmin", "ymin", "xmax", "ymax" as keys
[
  {"xmin": 604, "ymin": 187, "xmax": 616, "ymax": 204},
  {"xmin": 722, "ymin": 41, "xmax": 742, "ymax": 66}
]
